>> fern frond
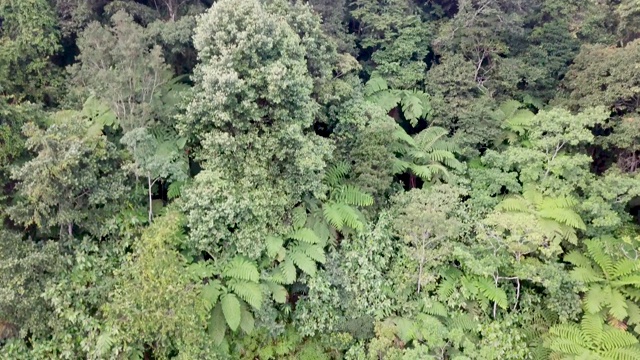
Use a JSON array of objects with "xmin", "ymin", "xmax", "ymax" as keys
[
  {"xmin": 612, "ymin": 275, "xmax": 640, "ymax": 287},
  {"xmin": 584, "ymin": 286, "xmax": 605, "ymax": 314},
  {"xmin": 324, "ymin": 162, "xmax": 350, "ymax": 188},
  {"xmin": 400, "ymin": 92, "xmax": 425, "ymax": 124},
  {"xmin": 549, "ymin": 324, "xmax": 588, "ymax": 349},
  {"xmin": 291, "ymin": 206, "xmax": 307, "ymax": 230},
  {"xmin": 609, "ymin": 289, "xmax": 629, "ymax": 320},
  {"xmin": 586, "ymin": 240, "xmax": 615, "ymax": 277},
  {"xmin": 499, "ymin": 100, "xmax": 523, "ymax": 119},
  {"xmin": 599, "ymin": 328, "xmax": 639, "ymax": 351},
  {"xmin": 564, "ymin": 251, "xmax": 595, "ymax": 269},
  {"xmin": 539, "ymin": 207, "xmax": 586, "ymax": 230},
  {"xmin": 264, "ymin": 281, "xmax": 288, "ymax": 303},
  {"xmin": 369, "ymin": 92, "xmax": 401, "ymax": 111},
  {"xmin": 496, "ymin": 197, "xmax": 529, "ymax": 213},
  {"xmin": 167, "ymin": 181, "xmax": 185, "ymax": 199},
  {"xmin": 288, "ymin": 251, "xmax": 317, "ymax": 277},
  {"xmin": 266, "ymin": 236, "xmax": 285, "ymax": 259},
  {"xmin": 425, "ymin": 149, "xmax": 457, "ymax": 163},
  {"xmin": 224, "ymin": 257, "xmax": 260, "ymax": 283},
  {"xmin": 323, "ymin": 202, "xmax": 344, "ymax": 230},
  {"xmin": 416, "ymin": 126, "xmax": 449, "ymax": 150},
  {"xmin": 613, "ymin": 259, "xmax": 640, "ymax": 278},
  {"xmin": 570, "ymin": 266, "xmax": 604, "ymax": 284},
  {"xmin": 392, "ymin": 158, "xmax": 411, "ymax": 175},
  {"xmin": 437, "ymin": 277, "xmax": 457, "ymax": 299},
  {"xmin": 288, "ymin": 228, "xmax": 320, "ymax": 244},
  {"xmin": 228, "ymin": 280, "xmax": 263, "ymax": 310},
  {"xmin": 422, "ymin": 300, "xmax": 448, "ymax": 317},
  {"xmin": 336, "ymin": 203, "xmax": 365, "ymax": 232},
  {"xmin": 522, "ymin": 184, "xmax": 543, "ymax": 207},
  {"xmin": 201, "ymin": 280, "xmax": 223, "ymax": 311},
  {"xmin": 601, "ymin": 347, "xmax": 640, "ymax": 360},
  {"xmin": 547, "ymin": 337, "xmax": 588, "ymax": 355},
  {"xmin": 296, "ymin": 243, "xmax": 326, "ymax": 264},
  {"xmin": 626, "ymin": 301, "xmax": 640, "ymax": 326},
  {"xmin": 581, "ymin": 313, "xmax": 604, "ymax": 345},
  {"xmin": 447, "ymin": 313, "xmax": 478, "ymax": 331},
  {"xmin": 334, "ymin": 185, "xmax": 374, "ymax": 207},
  {"xmin": 475, "ymin": 277, "xmax": 508, "ymax": 310},
  {"xmin": 364, "ymin": 76, "xmax": 389, "ymax": 96},
  {"xmin": 279, "ymin": 259, "xmax": 297, "ymax": 285}
]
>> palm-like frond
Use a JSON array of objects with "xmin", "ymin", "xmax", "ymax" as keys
[{"xmin": 224, "ymin": 257, "xmax": 260, "ymax": 283}]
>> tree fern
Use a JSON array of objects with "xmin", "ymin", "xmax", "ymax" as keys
[
  {"xmin": 305, "ymin": 162, "xmax": 373, "ymax": 239},
  {"xmin": 191, "ymin": 256, "xmax": 264, "ymax": 344},
  {"xmin": 364, "ymin": 75, "xmax": 431, "ymax": 126},
  {"xmin": 494, "ymin": 99, "xmax": 535, "ymax": 147},
  {"xmin": 391, "ymin": 126, "xmax": 463, "ymax": 184},
  {"xmin": 545, "ymin": 313, "xmax": 640, "ymax": 359},
  {"xmin": 495, "ymin": 184, "xmax": 585, "ymax": 244},
  {"xmin": 565, "ymin": 238, "xmax": 640, "ymax": 331},
  {"xmin": 265, "ymin": 228, "xmax": 326, "ymax": 285}
]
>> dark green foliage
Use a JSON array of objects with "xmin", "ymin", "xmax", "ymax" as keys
[{"xmin": 2, "ymin": 0, "xmax": 640, "ymax": 359}]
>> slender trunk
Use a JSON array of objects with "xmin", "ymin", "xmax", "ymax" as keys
[
  {"xmin": 148, "ymin": 175, "xmax": 154, "ymax": 223},
  {"xmin": 409, "ymin": 173, "xmax": 416, "ymax": 189},
  {"xmin": 68, "ymin": 222, "xmax": 73, "ymax": 236}
]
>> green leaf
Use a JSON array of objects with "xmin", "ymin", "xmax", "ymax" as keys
[
  {"xmin": 364, "ymin": 76, "xmax": 388, "ymax": 96},
  {"xmin": 266, "ymin": 236, "xmax": 284, "ymax": 259},
  {"xmin": 279, "ymin": 259, "xmax": 297, "ymax": 284},
  {"xmin": 201, "ymin": 280, "xmax": 223, "ymax": 311},
  {"xmin": 288, "ymin": 228, "xmax": 320, "ymax": 244},
  {"xmin": 221, "ymin": 293, "xmax": 241, "ymax": 331},
  {"xmin": 301, "ymin": 244, "xmax": 326, "ymax": 264},
  {"xmin": 240, "ymin": 305, "xmax": 255, "ymax": 334},
  {"xmin": 289, "ymin": 252, "xmax": 317, "ymax": 277},
  {"xmin": 265, "ymin": 281, "xmax": 288, "ymax": 303},
  {"xmin": 224, "ymin": 257, "xmax": 260, "ymax": 282},
  {"xmin": 209, "ymin": 303, "xmax": 227, "ymax": 345},
  {"xmin": 228, "ymin": 280, "xmax": 263, "ymax": 310}
]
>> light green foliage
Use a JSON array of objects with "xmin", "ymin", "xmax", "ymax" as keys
[
  {"xmin": 120, "ymin": 126, "xmax": 189, "ymax": 221},
  {"xmin": 180, "ymin": 0, "xmax": 332, "ymax": 261},
  {"xmin": 0, "ymin": 98, "xmax": 45, "ymax": 180},
  {"xmin": 482, "ymin": 106, "xmax": 608, "ymax": 194},
  {"xmin": 493, "ymin": 99, "xmax": 536, "ymax": 148},
  {"xmin": 267, "ymin": 226, "xmax": 327, "ymax": 283},
  {"xmin": 69, "ymin": 10, "xmax": 175, "ymax": 131},
  {"xmin": 545, "ymin": 313, "xmax": 640, "ymax": 359},
  {"xmin": 580, "ymin": 169, "xmax": 640, "ymax": 232},
  {"xmin": 7, "ymin": 110, "xmax": 129, "ymax": 237},
  {"xmin": 565, "ymin": 237, "xmax": 640, "ymax": 332},
  {"xmin": 494, "ymin": 184, "xmax": 586, "ymax": 248},
  {"xmin": 0, "ymin": 0, "xmax": 62, "ymax": 103},
  {"xmin": 103, "ymin": 211, "xmax": 212, "ymax": 359},
  {"xmin": 390, "ymin": 185, "xmax": 465, "ymax": 293},
  {"xmin": 3, "ymin": 0, "xmax": 640, "ymax": 358}
]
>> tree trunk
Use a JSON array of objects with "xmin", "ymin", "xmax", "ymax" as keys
[{"xmin": 148, "ymin": 175, "xmax": 154, "ymax": 223}]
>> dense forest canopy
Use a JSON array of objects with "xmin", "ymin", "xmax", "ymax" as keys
[{"xmin": 2, "ymin": 0, "xmax": 640, "ymax": 359}]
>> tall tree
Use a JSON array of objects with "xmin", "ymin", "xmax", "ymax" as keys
[
  {"xmin": 0, "ymin": 0, "xmax": 62, "ymax": 103},
  {"xmin": 179, "ymin": 0, "xmax": 332, "ymax": 259}
]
